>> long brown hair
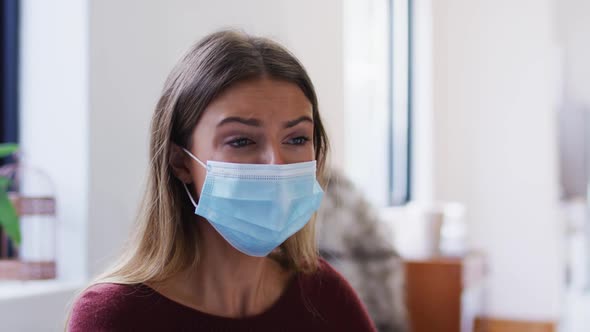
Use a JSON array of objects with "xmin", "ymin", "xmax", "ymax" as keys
[{"xmin": 88, "ymin": 30, "xmax": 330, "ymax": 289}]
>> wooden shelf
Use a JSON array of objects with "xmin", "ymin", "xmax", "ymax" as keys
[{"xmin": 404, "ymin": 252, "xmax": 486, "ymax": 332}]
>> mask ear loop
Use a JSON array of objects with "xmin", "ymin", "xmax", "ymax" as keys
[
  {"xmin": 180, "ymin": 147, "xmax": 206, "ymax": 209},
  {"xmin": 182, "ymin": 147, "xmax": 207, "ymax": 169},
  {"xmin": 182, "ymin": 182, "xmax": 198, "ymax": 209}
]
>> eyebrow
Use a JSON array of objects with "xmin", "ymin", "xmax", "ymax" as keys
[
  {"xmin": 216, "ymin": 115, "xmax": 313, "ymax": 128},
  {"xmin": 284, "ymin": 116, "xmax": 313, "ymax": 128},
  {"xmin": 217, "ymin": 117, "xmax": 262, "ymax": 127}
]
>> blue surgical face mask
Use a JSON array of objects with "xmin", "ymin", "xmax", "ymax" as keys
[{"xmin": 181, "ymin": 148, "xmax": 324, "ymax": 257}]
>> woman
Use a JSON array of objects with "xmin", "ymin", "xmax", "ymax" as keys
[{"xmin": 68, "ymin": 30, "xmax": 376, "ymax": 331}]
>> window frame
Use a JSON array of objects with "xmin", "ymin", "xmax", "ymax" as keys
[{"xmin": 388, "ymin": 0, "xmax": 413, "ymax": 205}]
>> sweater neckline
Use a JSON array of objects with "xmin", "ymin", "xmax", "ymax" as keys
[{"xmin": 138, "ymin": 272, "xmax": 301, "ymax": 323}]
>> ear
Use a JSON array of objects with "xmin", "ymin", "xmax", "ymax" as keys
[{"xmin": 169, "ymin": 143, "xmax": 193, "ymax": 184}]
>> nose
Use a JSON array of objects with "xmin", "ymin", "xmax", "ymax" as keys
[{"xmin": 264, "ymin": 143, "xmax": 286, "ymax": 165}]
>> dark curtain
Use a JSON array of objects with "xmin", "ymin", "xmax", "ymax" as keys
[{"xmin": 0, "ymin": 0, "xmax": 19, "ymax": 258}]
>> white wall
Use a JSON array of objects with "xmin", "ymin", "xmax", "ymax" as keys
[
  {"xmin": 87, "ymin": 0, "xmax": 345, "ymax": 277},
  {"xmin": 557, "ymin": 0, "xmax": 590, "ymax": 106},
  {"xmin": 410, "ymin": 0, "xmax": 434, "ymax": 203},
  {"xmin": 432, "ymin": 0, "xmax": 564, "ymax": 321},
  {"xmin": 19, "ymin": 0, "xmax": 89, "ymax": 282}
]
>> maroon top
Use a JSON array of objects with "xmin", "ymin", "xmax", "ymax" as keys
[{"xmin": 68, "ymin": 259, "xmax": 376, "ymax": 331}]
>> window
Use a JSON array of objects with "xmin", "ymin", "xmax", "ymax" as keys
[{"xmin": 343, "ymin": 0, "xmax": 412, "ymax": 206}]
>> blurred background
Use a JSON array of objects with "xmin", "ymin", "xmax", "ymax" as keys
[{"xmin": 0, "ymin": 0, "xmax": 588, "ymax": 331}]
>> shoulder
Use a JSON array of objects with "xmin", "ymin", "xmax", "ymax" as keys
[
  {"xmin": 303, "ymin": 258, "xmax": 359, "ymax": 296},
  {"xmin": 68, "ymin": 283, "xmax": 149, "ymax": 331},
  {"xmin": 298, "ymin": 258, "xmax": 377, "ymax": 331},
  {"xmin": 314, "ymin": 258, "xmax": 352, "ymax": 287}
]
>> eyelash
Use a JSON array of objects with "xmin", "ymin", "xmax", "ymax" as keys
[
  {"xmin": 288, "ymin": 136, "xmax": 311, "ymax": 145},
  {"xmin": 227, "ymin": 137, "xmax": 255, "ymax": 148},
  {"xmin": 227, "ymin": 136, "xmax": 311, "ymax": 148}
]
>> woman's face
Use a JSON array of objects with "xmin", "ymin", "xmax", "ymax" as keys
[{"xmin": 186, "ymin": 77, "xmax": 315, "ymax": 194}]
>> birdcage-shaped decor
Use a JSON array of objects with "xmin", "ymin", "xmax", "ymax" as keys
[{"xmin": 0, "ymin": 154, "xmax": 57, "ymax": 280}]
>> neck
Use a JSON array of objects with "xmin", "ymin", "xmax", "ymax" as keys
[{"xmin": 169, "ymin": 218, "xmax": 290, "ymax": 318}]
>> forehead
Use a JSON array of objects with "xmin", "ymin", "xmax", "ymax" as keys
[{"xmin": 202, "ymin": 78, "xmax": 313, "ymax": 121}]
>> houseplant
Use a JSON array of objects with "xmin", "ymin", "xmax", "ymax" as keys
[{"xmin": 0, "ymin": 143, "xmax": 20, "ymax": 246}]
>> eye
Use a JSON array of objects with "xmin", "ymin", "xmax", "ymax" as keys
[
  {"xmin": 286, "ymin": 136, "xmax": 310, "ymax": 145},
  {"xmin": 227, "ymin": 137, "xmax": 255, "ymax": 148}
]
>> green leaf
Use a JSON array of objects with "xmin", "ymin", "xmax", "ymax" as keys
[
  {"xmin": 0, "ymin": 190, "xmax": 20, "ymax": 245},
  {"xmin": 0, "ymin": 176, "xmax": 9, "ymax": 192},
  {"xmin": 0, "ymin": 143, "xmax": 18, "ymax": 158}
]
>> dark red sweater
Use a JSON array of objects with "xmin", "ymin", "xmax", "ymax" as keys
[{"xmin": 68, "ymin": 259, "xmax": 377, "ymax": 331}]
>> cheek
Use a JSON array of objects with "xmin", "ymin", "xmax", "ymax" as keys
[
  {"xmin": 306, "ymin": 142, "xmax": 316, "ymax": 160},
  {"xmin": 303, "ymin": 147, "xmax": 315, "ymax": 162},
  {"xmin": 189, "ymin": 162, "xmax": 207, "ymax": 198},
  {"xmin": 188, "ymin": 124, "xmax": 215, "ymax": 196}
]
